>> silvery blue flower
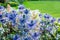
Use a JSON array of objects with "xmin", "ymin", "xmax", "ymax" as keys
[
  {"xmin": 27, "ymin": 20, "xmax": 37, "ymax": 29},
  {"xmin": 0, "ymin": 6, "xmax": 4, "ymax": 11},
  {"xmin": 32, "ymin": 32, "xmax": 40, "ymax": 37},
  {"xmin": 50, "ymin": 17, "xmax": 56, "ymax": 23},
  {"xmin": 5, "ymin": 13, "xmax": 11, "ymax": 22},
  {"xmin": 18, "ymin": 5, "xmax": 25, "ymax": 13},
  {"xmin": 12, "ymin": 10, "xmax": 17, "ymax": 14},
  {"xmin": 18, "ymin": 24, "xmax": 25, "ymax": 30},
  {"xmin": 11, "ymin": 19, "xmax": 16, "ymax": 26},
  {"xmin": 21, "ymin": 30, "xmax": 29, "ymax": 36},
  {"xmin": 24, "ymin": 37, "xmax": 32, "ymax": 40},
  {"xmin": 24, "ymin": 28, "xmax": 29, "ymax": 33},
  {"xmin": 0, "ymin": 14, "xmax": 6, "ymax": 23},
  {"xmin": 17, "ymin": 38, "xmax": 21, "ymax": 40},
  {"xmin": 17, "ymin": 14, "xmax": 29, "ymax": 30},
  {"xmin": 44, "ymin": 14, "xmax": 51, "ymax": 19},
  {"xmin": 9, "ymin": 14, "xmax": 15, "ymax": 22},
  {"xmin": 58, "ymin": 18, "xmax": 60, "ymax": 22},
  {"xmin": 10, "ymin": 13, "xmax": 17, "ymax": 20},
  {"xmin": 40, "ymin": 21, "xmax": 46, "ymax": 26},
  {"xmin": 0, "ymin": 14, "xmax": 2, "ymax": 19},
  {"xmin": 31, "ymin": 32, "xmax": 40, "ymax": 40},
  {"xmin": 46, "ymin": 26, "xmax": 52, "ymax": 32},
  {"xmin": 40, "ymin": 27, "xmax": 44, "ymax": 31},
  {"xmin": 0, "ymin": 19, "xmax": 6, "ymax": 23},
  {"xmin": 19, "ymin": 14, "xmax": 28, "ymax": 25},
  {"xmin": 39, "ymin": 14, "xmax": 42, "ymax": 18},
  {"xmin": 24, "ymin": 9, "xmax": 29, "ymax": 14},
  {"xmin": 18, "ymin": 5, "xmax": 25, "ymax": 10},
  {"xmin": 5, "ymin": 13, "xmax": 10, "ymax": 17},
  {"xmin": 19, "ymin": 17, "xmax": 26, "ymax": 24},
  {"xmin": 13, "ymin": 34, "xmax": 20, "ymax": 40},
  {"xmin": 11, "ymin": 10, "xmax": 17, "ymax": 21},
  {"xmin": 5, "ymin": 12, "xmax": 17, "ymax": 26}
]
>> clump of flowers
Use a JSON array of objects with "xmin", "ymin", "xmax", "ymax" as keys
[{"xmin": 0, "ymin": 5, "xmax": 60, "ymax": 40}]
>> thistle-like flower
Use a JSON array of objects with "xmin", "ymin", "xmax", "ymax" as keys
[
  {"xmin": 0, "ymin": 6, "xmax": 4, "ymax": 11},
  {"xmin": 0, "ymin": 5, "xmax": 60, "ymax": 40}
]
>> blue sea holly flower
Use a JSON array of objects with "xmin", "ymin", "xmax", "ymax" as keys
[
  {"xmin": 32, "ymin": 32, "xmax": 39, "ymax": 37},
  {"xmin": 31, "ymin": 32, "xmax": 40, "ymax": 40},
  {"xmin": 11, "ymin": 20, "xmax": 16, "ymax": 26},
  {"xmin": 5, "ymin": 13, "xmax": 11, "ymax": 22},
  {"xmin": 24, "ymin": 37, "xmax": 32, "ymax": 40},
  {"xmin": 5, "ymin": 13, "xmax": 10, "ymax": 17},
  {"xmin": 11, "ymin": 11, "xmax": 17, "ymax": 19},
  {"xmin": 18, "ymin": 5, "xmax": 25, "ymax": 10},
  {"xmin": 0, "ymin": 6, "xmax": 4, "ymax": 11},
  {"xmin": 19, "ymin": 15, "xmax": 28, "ymax": 25},
  {"xmin": 40, "ymin": 27, "xmax": 44, "ymax": 31},
  {"xmin": 24, "ymin": 28, "xmax": 29, "ymax": 33},
  {"xmin": 0, "ymin": 14, "xmax": 6, "ymax": 23},
  {"xmin": 12, "ymin": 10, "xmax": 17, "ymax": 16},
  {"xmin": 9, "ymin": 15, "xmax": 15, "ymax": 22},
  {"xmin": 46, "ymin": 26, "xmax": 52, "ymax": 32},
  {"xmin": 9, "ymin": 13, "xmax": 16, "ymax": 20},
  {"xmin": 9, "ymin": 12, "xmax": 17, "ymax": 23},
  {"xmin": 12, "ymin": 10, "xmax": 17, "ymax": 14},
  {"xmin": 20, "ymin": 31, "xmax": 28, "ymax": 36},
  {"xmin": 44, "ymin": 14, "xmax": 51, "ymax": 19},
  {"xmin": 40, "ymin": 21, "xmax": 46, "ymax": 26},
  {"xmin": 0, "ymin": 19, "xmax": 6, "ymax": 23},
  {"xmin": 50, "ymin": 18, "xmax": 56, "ymax": 23},
  {"xmin": 18, "ymin": 24, "xmax": 26, "ymax": 30},
  {"xmin": 23, "ymin": 14, "xmax": 29, "ymax": 20},
  {"xmin": 18, "ymin": 5, "xmax": 25, "ymax": 13},
  {"xmin": 24, "ymin": 9, "xmax": 29, "ymax": 14},
  {"xmin": 5, "ymin": 12, "xmax": 17, "ymax": 26},
  {"xmin": 39, "ymin": 14, "xmax": 42, "ymax": 18},
  {"xmin": 19, "ymin": 18, "xmax": 26, "ymax": 24},
  {"xmin": 13, "ymin": 34, "xmax": 20, "ymax": 40},
  {"xmin": 58, "ymin": 18, "xmax": 60, "ymax": 22},
  {"xmin": 27, "ymin": 20, "xmax": 37, "ymax": 28},
  {"xmin": 39, "ymin": 27, "xmax": 44, "ymax": 34},
  {"xmin": 16, "ymin": 38, "xmax": 21, "ymax": 40},
  {"xmin": 0, "ymin": 14, "xmax": 2, "ymax": 19},
  {"xmin": 5, "ymin": 10, "xmax": 17, "ymax": 19}
]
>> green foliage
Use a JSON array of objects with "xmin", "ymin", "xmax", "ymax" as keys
[
  {"xmin": 0, "ymin": 3, "xmax": 7, "ymax": 7},
  {"xmin": 10, "ymin": 0, "xmax": 25, "ymax": 4},
  {"xmin": 0, "ymin": 2, "xmax": 18, "ymax": 8},
  {"xmin": 28, "ymin": 0, "xmax": 39, "ymax": 1},
  {"xmin": 8, "ymin": 2, "xmax": 18, "ymax": 7},
  {"xmin": 28, "ymin": 0, "xmax": 60, "ymax": 1}
]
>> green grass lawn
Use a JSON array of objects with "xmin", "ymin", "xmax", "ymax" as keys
[{"xmin": 24, "ymin": 1, "xmax": 60, "ymax": 18}]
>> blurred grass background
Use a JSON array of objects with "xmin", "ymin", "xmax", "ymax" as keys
[{"xmin": 24, "ymin": 1, "xmax": 60, "ymax": 18}]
